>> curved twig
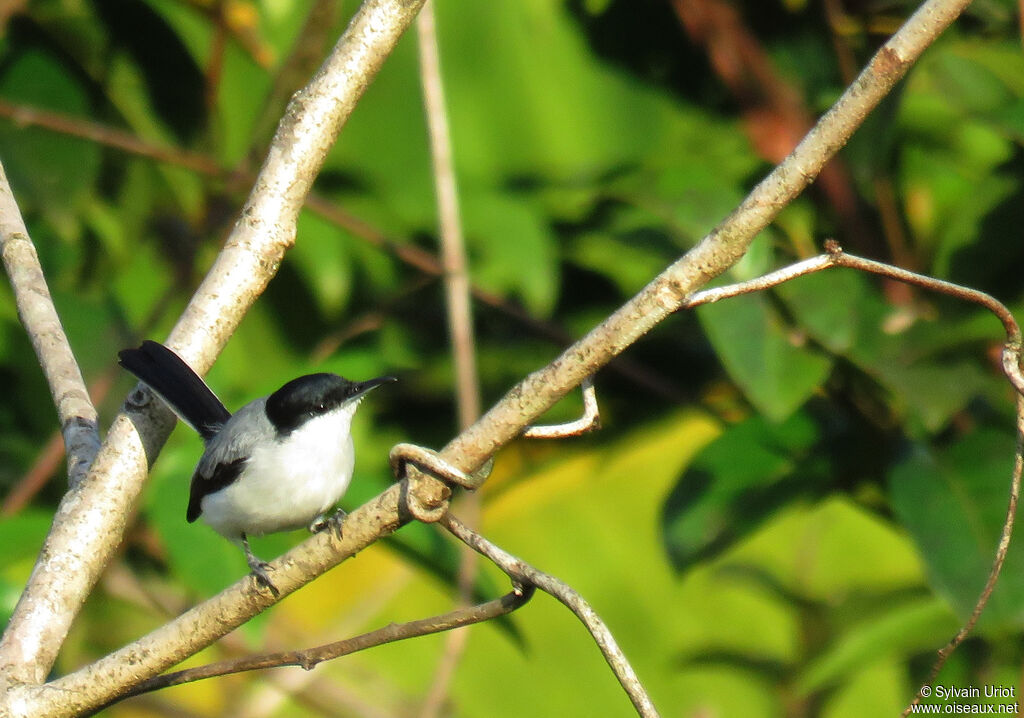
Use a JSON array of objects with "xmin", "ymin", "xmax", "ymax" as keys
[
  {"xmin": 441, "ymin": 513, "xmax": 660, "ymax": 718},
  {"xmin": 687, "ymin": 242, "xmax": 1024, "ymax": 714},
  {"xmin": 523, "ymin": 377, "xmax": 601, "ymax": 439},
  {"xmin": 390, "ymin": 442, "xmax": 481, "ymax": 522}
]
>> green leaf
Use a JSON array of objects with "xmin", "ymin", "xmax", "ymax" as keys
[
  {"xmin": 782, "ymin": 269, "xmax": 1000, "ymax": 431},
  {"xmin": 890, "ymin": 429, "xmax": 1024, "ymax": 630},
  {"xmin": 289, "ymin": 210, "xmax": 353, "ymax": 319},
  {"xmin": 0, "ymin": 511, "xmax": 52, "ymax": 570},
  {"xmin": 821, "ymin": 660, "xmax": 911, "ymax": 718},
  {"xmin": 568, "ymin": 231, "xmax": 667, "ymax": 297},
  {"xmin": 876, "ymin": 361, "xmax": 990, "ymax": 432},
  {"xmin": 797, "ymin": 596, "xmax": 956, "ymax": 693},
  {"xmin": 698, "ymin": 293, "xmax": 832, "ymax": 420},
  {"xmin": 0, "ymin": 50, "xmax": 99, "ymax": 224},
  {"xmin": 0, "ymin": 511, "xmax": 57, "ymax": 628},
  {"xmin": 463, "ymin": 191, "xmax": 558, "ymax": 317},
  {"xmin": 776, "ymin": 268, "xmax": 869, "ymax": 354},
  {"xmin": 662, "ymin": 412, "xmax": 821, "ymax": 570}
]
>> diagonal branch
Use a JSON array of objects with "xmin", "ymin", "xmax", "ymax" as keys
[
  {"xmin": 436, "ymin": 0, "xmax": 976, "ymax": 485},
  {"xmin": 0, "ymin": 162, "xmax": 100, "ymax": 490}
]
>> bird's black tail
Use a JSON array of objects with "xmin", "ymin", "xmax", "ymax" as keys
[{"xmin": 118, "ymin": 340, "xmax": 230, "ymax": 441}]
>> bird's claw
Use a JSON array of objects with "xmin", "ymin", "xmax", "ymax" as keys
[
  {"xmin": 242, "ymin": 532, "xmax": 280, "ymax": 597},
  {"xmin": 310, "ymin": 508, "xmax": 346, "ymax": 540},
  {"xmin": 248, "ymin": 558, "xmax": 279, "ymax": 597}
]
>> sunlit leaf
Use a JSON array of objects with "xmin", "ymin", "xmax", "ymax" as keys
[{"xmin": 463, "ymin": 191, "xmax": 559, "ymax": 317}]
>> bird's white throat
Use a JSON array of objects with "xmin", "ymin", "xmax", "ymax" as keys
[{"xmin": 199, "ymin": 404, "xmax": 359, "ymax": 539}]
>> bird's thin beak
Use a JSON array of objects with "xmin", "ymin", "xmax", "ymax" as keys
[{"xmin": 353, "ymin": 375, "xmax": 398, "ymax": 398}]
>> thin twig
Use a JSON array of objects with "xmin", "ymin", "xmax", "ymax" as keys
[
  {"xmin": 0, "ymin": 161, "xmax": 100, "ymax": 490},
  {"xmin": 415, "ymin": 1, "xmax": 483, "ymax": 711},
  {"xmin": 441, "ymin": 513, "xmax": 660, "ymax": 718},
  {"xmin": 522, "ymin": 376, "xmax": 601, "ymax": 438},
  {"xmin": 687, "ymin": 242, "xmax": 1024, "ymax": 713},
  {"xmin": 904, "ymin": 395, "xmax": 1024, "ymax": 716},
  {"xmin": 823, "ymin": 243, "xmax": 1024, "ymax": 393},
  {"xmin": 418, "ymin": 0, "xmax": 480, "ymax": 430},
  {"xmin": 87, "ymin": 586, "xmax": 533, "ymax": 715},
  {"xmin": 0, "ymin": 100, "xmax": 225, "ymax": 176},
  {"xmin": 682, "ymin": 254, "xmax": 834, "ymax": 307}
]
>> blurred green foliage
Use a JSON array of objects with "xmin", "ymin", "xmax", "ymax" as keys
[{"xmin": 1, "ymin": 0, "xmax": 1024, "ymax": 715}]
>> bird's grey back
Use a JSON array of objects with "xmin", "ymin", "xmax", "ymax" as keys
[{"xmin": 196, "ymin": 398, "xmax": 272, "ymax": 480}]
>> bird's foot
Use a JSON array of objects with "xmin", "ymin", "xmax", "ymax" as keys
[
  {"xmin": 248, "ymin": 559, "xmax": 279, "ymax": 597},
  {"xmin": 310, "ymin": 508, "xmax": 346, "ymax": 540},
  {"xmin": 242, "ymin": 533, "xmax": 279, "ymax": 597}
]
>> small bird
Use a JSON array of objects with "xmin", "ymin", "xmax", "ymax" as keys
[{"xmin": 119, "ymin": 340, "xmax": 395, "ymax": 594}]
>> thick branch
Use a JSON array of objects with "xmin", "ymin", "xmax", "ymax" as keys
[
  {"xmin": 0, "ymin": 162, "xmax": 100, "ymax": 491},
  {"xmin": 0, "ymin": 0, "xmax": 427, "ymax": 699}
]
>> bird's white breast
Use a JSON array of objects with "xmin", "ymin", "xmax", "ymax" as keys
[{"xmin": 199, "ymin": 407, "xmax": 357, "ymax": 538}]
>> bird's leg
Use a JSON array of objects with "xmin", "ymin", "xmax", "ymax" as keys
[
  {"xmin": 309, "ymin": 508, "xmax": 346, "ymax": 540},
  {"xmin": 242, "ymin": 533, "xmax": 279, "ymax": 597}
]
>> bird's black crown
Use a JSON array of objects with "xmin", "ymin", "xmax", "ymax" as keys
[{"xmin": 265, "ymin": 373, "xmax": 395, "ymax": 434}]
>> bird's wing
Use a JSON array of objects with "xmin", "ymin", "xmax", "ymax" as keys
[{"xmin": 187, "ymin": 399, "xmax": 270, "ymax": 523}]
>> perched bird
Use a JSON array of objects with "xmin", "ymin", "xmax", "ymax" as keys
[{"xmin": 119, "ymin": 340, "xmax": 395, "ymax": 594}]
